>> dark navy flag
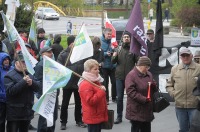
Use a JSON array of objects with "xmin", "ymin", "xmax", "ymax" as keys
[
  {"xmin": 126, "ymin": 0, "xmax": 148, "ymax": 56},
  {"xmin": 154, "ymin": 0, "xmax": 163, "ymax": 57}
]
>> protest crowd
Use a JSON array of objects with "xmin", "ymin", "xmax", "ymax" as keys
[{"xmin": 1, "ymin": 0, "xmax": 200, "ymax": 132}]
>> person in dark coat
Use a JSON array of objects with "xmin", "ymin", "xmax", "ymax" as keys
[
  {"xmin": 37, "ymin": 28, "xmax": 47, "ymax": 52},
  {"xmin": 0, "ymin": 52, "xmax": 13, "ymax": 132},
  {"xmin": 125, "ymin": 56, "xmax": 158, "ymax": 132},
  {"xmin": 34, "ymin": 46, "xmax": 59, "ymax": 132},
  {"xmin": 1, "ymin": 33, "xmax": 15, "ymax": 60},
  {"xmin": 189, "ymin": 75, "xmax": 200, "ymax": 132},
  {"xmin": 4, "ymin": 52, "xmax": 40, "ymax": 132},
  {"xmin": 112, "ymin": 31, "xmax": 138, "ymax": 124},
  {"xmin": 189, "ymin": 52, "xmax": 200, "ymax": 132},
  {"xmin": 57, "ymin": 35, "xmax": 87, "ymax": 130},
  {"xmin": 163, "ymin": 8, "xmax": 169, "ymax": 22},
  {"xmin": 91, "ymin": 36, "xmax": 104, "ymax": 75},
  {"xmin": 51, "ymin": 34, "xmax": 63, "ymax": 60}
]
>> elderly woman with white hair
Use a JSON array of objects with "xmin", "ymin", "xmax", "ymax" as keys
[{"xmin": 79, "ymin": 59, "xmax": 108, "ymax": 132}]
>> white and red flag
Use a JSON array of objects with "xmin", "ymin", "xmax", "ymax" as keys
[{"xmin": 105, "ymin": 14, "xmax": 118, "ymax": 48}]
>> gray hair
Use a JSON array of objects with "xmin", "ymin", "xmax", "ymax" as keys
[
  {"xmin": 84, "ymin": 59, "xmax": 99, "ymax": 72},
  {"xmin": 103, "ymin": 28, "xmax": 112, "ymax": 34}
]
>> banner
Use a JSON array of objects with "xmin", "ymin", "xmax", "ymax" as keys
[
  {"xmin": 33, "ymin": 56, "xmax": 72, "ymax": 126},
  {"xmin": 191, "ymin": 28, "xmax": 200, "ymax": 46},
  {"xmin": 29, "ymin": 16, "xmax": 38, "ymax": 49},
  {"xmin": 70, "ymin": 24, "xmax": 93, "ymax": 63},
  {"xmin": 153, "ymin": 44, "xmax": 200, "ymax": 97},
  {"xmin": 154, "ymin": 0, "xmax": 163, "ymax": 57},
  {"xmin": 125, "ymin": 0, "xmax": 148, "ymax": 56},
  {"xmin": 1, "ymin": 11, "xmax": 38, "ymax": 75}
]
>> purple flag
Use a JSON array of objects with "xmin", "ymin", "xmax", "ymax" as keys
[{"xmin": 126, "ymin": 0, "xmax": 148, "ymax": 56}]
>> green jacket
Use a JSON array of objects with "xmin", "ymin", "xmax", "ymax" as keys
[
  {"xmin": 112, "ymin": 44, "xmax": 138, "ymax": 80},
  {"xmin": 166, "ymin": 61, "xmax": 200, "ymax": 108}
]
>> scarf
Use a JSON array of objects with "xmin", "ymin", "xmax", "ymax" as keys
[{"xmin": 78, "ymin": 71, "xmax": 104, "ymax": 86}]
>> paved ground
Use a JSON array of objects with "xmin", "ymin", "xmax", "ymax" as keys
[{"xmin": 31, "ymin": 97, "xmax": 179, "ymax": 132}]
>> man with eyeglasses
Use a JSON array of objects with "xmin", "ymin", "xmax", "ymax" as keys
[
  {"xmin": 194, "ymin": 50, "xmax": 200, "ymax": 64},
  {"xmin": 166, "ymin": 47, "xmax": 200, "ymax": 132},
  {"xmin": 146, "ymin": 29, "xmax": 155, "ymax": 62},
  {"xmin": 112, "ymin": 31, "xmax": 138, "ymax": 124}
]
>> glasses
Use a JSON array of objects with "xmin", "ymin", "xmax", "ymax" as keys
[
  {"xmin": 145, "ymin": 66, "xmax": 150, "ymax": 70},
  {"xmin": 194, "ymin": 58, "xmax": 200, "ymax": 63},
  {"xmin": 181, "ymin": 54, "xmax": 190, "ymax": 58}
]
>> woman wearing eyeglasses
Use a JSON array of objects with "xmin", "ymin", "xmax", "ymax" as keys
[{"xmin": 125, "ymin": 56, "xmax": 158, "ymax": 132}]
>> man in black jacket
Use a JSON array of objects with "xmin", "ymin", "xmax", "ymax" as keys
[
  {"xmin": 112, "ymin": 31, "xmax": 138, "ymax": 124},
  {"xmin": 4, "ymin": 52, "xmax": 40, "ymax": 132},
  {"xmin": 57, "ymin": 35, "xmax": 87, "ymax": 130},
  {"xmin": 34, "ymin": 46, "xmax": 59, "ymax": 132},
  {"xmin": 51, "ymin": 34, "xmax": 63, "ymax": 61}
]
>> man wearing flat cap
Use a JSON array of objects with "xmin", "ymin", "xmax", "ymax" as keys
[
  {"xmin": 34, "ymin": 46, "xmax": 59, "ymax": 132},
  {"xmin": 166, "ymin": 47, "xmax": 200, "ymax": 132},
  {"xmin": 4, "ymin": 51, "xmax": 40, "ymax": 132},
  {"xmin": 112, "ymin": 31, "xmax": 138, "ymax": 124}
]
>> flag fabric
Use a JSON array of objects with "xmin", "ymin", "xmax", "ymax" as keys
[
  {"xmin": 1, "ymin": 12, "xmax": 17, "ymax": 42},
  {"xmin": 105, "ymin": 15, "xmax": 118, "ymax": 48},
  {"xmin": 70, "ymin": 24, "xmax": 93, "ymax": 63},
  {"xmin": 125, "ymin": 0, "xmax": 148, "ymax": 56},
  {"xmin": 1, "ymin": 11, "xmax": 38, "ymax": 75},
  {"xmin": 33, "ymin": 56, "xmax": 73, "ymax": 126},
  {"xmin": 29, "ymin": 16, "xmax": 38, "ymax": 49},
  {"xmin": 154, "ymin": 0, "xmax": 163, "ymax": 57}
]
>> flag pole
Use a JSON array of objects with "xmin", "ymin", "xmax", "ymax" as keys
[
  {"xmin": 72, "ymin": 71, "xmax": 104, "ymax": 90},
  {"xmin": 15, "ymin": 53, "xmax": 26, "ymax": 76},
  {"xmin": 64, "ymin": 44, "xmax": 74, "ymax": 67},
  {"xmin": 64, "ymin": 22, "xmax": 84, "ymax": 67}
]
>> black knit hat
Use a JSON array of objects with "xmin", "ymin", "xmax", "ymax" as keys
[
  {"xmin": 147, "ymin": 29, "xmax": 154, "ymax": 34},
  {"xmin": 67, "ymin": 35, "xmax": 75, "ymax": 46},
  {"xmin": 123, "ymin": 31, "xmax": 131, "ymax": 38},
  {"xmin": 137, "ymin": 56, "xmax": 151, "ymax": 66},
  {"xmin": 37, "ymin": 28, "xmax": 45, "ymax": 34},
  {"xmin": 15, "ymin": 51, "xmax": 24, "ymax": 61}
]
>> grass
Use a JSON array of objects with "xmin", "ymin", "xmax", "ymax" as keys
[
  {"xmin": 107, "ymin": 11, "xmax": 130, "ymax": 19},
  {"xmin": 60, "ymin": 35, "xmax": 68, "ymax": 49}
]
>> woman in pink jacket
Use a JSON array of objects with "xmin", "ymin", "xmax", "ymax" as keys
[{"xmin": 79, "ymin": 59, "xmax": 108, "ymax": 132}]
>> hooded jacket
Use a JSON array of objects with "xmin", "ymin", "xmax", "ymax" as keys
[
  {"xmin": 51, "ymin": 35, "xmax": 63, "ymax": 60},
  {"xmin": 0, "ymin": 52, "xmax": 14, "ymax": 102}
]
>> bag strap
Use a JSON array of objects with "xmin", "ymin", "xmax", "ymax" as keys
[{"xmin": 153, "ymin": 88, "xmax": 164, "ymax": 101}]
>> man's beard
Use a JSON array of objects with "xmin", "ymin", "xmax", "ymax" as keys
[{"xmin": 123, "ymin": 42, "xmax": 130, "ymax": 48}]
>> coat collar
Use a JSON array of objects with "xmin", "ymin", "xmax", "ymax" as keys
[
  {"xmin": 134, "ymin": 67, "xmax": 150, "ymax": 77},
  {"xmin": 178, "ymin": 61, "xmax": 196, "ymax": 70}
]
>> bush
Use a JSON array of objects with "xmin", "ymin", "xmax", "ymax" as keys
[
  {"xmin": 14, "ymin": 3, "xmax": 34, "ymax": 31},
  {"xmin": 170, "ymin": 19, "xmax": 180, "ymax": 27},
  {"xmin": 177, "ymin": 6, "xmax": 200, "ymax": 27}
]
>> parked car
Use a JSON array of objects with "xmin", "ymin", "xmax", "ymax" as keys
[
  {"xmin": 111, "ymin": 19, "xmax": 128, "ymax": 44},
  {"xmin": 35, "ymin": 7, "xmax": 60, "ymax": 20}
]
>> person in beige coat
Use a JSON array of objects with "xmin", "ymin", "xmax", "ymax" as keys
[{"xmin": 166, "ymin": 47, "xmax": 200, "ymax": 132}]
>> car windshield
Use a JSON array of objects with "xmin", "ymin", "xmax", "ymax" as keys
[
  {"xmin": 112, "ymin": 20, "xmax": 128, "ymax": 31},
  {"xmin": 44, "ymin": 9, "xmax": 56, "ymax": 13}
]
